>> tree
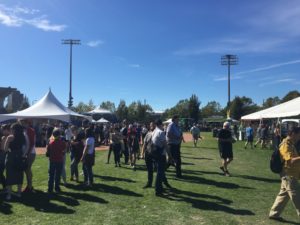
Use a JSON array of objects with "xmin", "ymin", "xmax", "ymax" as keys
[
  {"xmin": 164, "ymin": 99, "xmax": 189, "ymax": 119},
  {"xmin": 73, "ymin": 99, "xmax": 95, "ymax": 113},
  {"xmin": 201, "ymin": 101, "xmax": 223, "ymax": 118},
  {"xmin": 100, "ymin": 101, "xmax": 116, "ymax": 112},
  {"xmin": 230, "ymin": 96, "xmax": 259, "ymax": 120},
  {"xmin": 19, "ymin": 96, "xmax": 30, "ymax": 110},
  {"xmin": 262, "ymin": 97, "xmax": 280, "ymax": 109},
  {"xmin": 115, "ymin": 100, "xmax": 128, "ymax": 122},
  {"xmin": 281, "ymin": 90, "xmax": 300, "ymax": 103},
  {"xmin": 188, "ymin": 94, "xmax": 201, "ymax": 122}
]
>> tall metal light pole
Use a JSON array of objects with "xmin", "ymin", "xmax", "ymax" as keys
[
  {"xmin": 221, "ymin": 54, "xmax": 238, "ymax": 118},
  {"xmin": 62, "ymin": 39, "xmax": 81, "ymax": 108}
]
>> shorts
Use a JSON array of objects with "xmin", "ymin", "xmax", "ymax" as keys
[
  {"xmin": 247, "ymin": 135, "xmax": 253, "ymax": 142},
  {"xmin": 192, "ymin": 134, "xmax": 199, "ymax": 140},
  {"xmin": 220, "ymin": 149, "xmax": 233, "ymax": 159}
]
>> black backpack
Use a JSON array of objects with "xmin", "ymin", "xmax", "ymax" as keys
[{"xmin": 270, "ymin": 146, "xmax": 283, "ymax": 174}]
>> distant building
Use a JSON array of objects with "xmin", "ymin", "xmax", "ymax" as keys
[{"xmin": 0, "ymin": 87, "xmax": 26, "ymax": 113}]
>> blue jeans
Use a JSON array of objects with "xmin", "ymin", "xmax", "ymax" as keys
[
  {"xmin": 82, "ymin": 163, "xmax": 93, "ymax": 185},
  {"xmin": 155, "ymin": 148, "xmax": 166, "ymax": 194},
  {"xmin": 48, "ymin": 161, "xmax": 63, "ymax": 191}
]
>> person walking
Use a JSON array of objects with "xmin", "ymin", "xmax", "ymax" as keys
[
  {"xmin": 269, "ymin": 127, "xmax": 300, "ymax": 221},
  {"xmin": 218, "ymin": 122, "xmax": 234, "ymax": 177},
  {"xmin": 190, "ymin": 123, "xmax": 201, "ymax": 147},
  {"xmin": 166, "ymin": 115, "xmax": 183, "ymax": 178},
  {"xmin": 244, "ymin": 123, "xmax": 254, "ymax": 149},
  {"xmin": 110, "ymin": 124, "xmax": 123, "ymax": 167}
]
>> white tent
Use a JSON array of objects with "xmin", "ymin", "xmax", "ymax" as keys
[
  {"xmin": 97, "ymin": 117, "xmax": 109, "ymax": 123},
  {"xmin": 163, "ymin": 118, "xmax": 172, "ymax": 124},
  {"xmin": 0, "ymin": 90, "xmax": 90, "ymax": 123},
  {"xmin": 241, "ymin": 97, "xmax": 300, "ymax": 120},
  {"xmin": 87, "ymin": 107, "xmax": 112, "ymax": 114}
]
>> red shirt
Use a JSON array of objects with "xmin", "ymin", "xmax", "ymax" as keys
[{"xmin": 47, "ymin": 138, "xmax": 66, "ymax": 162}]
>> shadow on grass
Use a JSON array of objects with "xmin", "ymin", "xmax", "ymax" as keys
[
  {"xmin": 181, "ymin": 156, "xmax": 214, "ymax": 160},
  {"xmin": 163, "ymin": 188, "xmax": 255, "ymax": 216},
  {"xmin": 234, "ymin": 175, "xmax": 280, "ymax": 184},
  {"xmin": 20, "ymin": 190, "xmax": 76, "ymax": 214},
  {"xmin": 62, "ymin": 191, "xmax": 108, "ymax": 204},
  {"xmin": 181, "ymin": 162, "xmax": 195, "ymax": 166},
  {"xmin": 94, "ymin": 175, "xmax": 136, "ymax": 183},
  {"xmin": 0, "ymin": 201, "xmax": 13, "ymax": 214},
  {"xmin": 169, "ymin": 174, "xmax": 254, "ymax": 190},
  {"xmin": 66, "ymin": 183, "xmax": 143, "ymax": 197}
]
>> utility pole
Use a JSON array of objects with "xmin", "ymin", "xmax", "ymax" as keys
[
  {"xmin": 62, "ymin": 39, "xmax": 81, "ymax": 108},
  {"xmin": 221, "ymin": 54, "xmax": 238, "ymax": 118}
]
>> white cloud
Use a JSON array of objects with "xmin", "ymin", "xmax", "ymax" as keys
[
  {"xmin": 0, "ymin": 4, "xmax": 66, "ymax": 32},
  {"xmin": 86, "ymin": 40, "xmax": 104, "ymax": 47},
  {"xmin": 128, "ymin": 64, "xmax": 141, "ymax": 68},
  {"xmin": 259, "ymin": 78, "xmax": 296, "ymax": 87}
]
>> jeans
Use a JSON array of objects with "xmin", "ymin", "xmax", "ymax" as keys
[
  {"xmin": 169, "ymin": 144, "xmax": 182, "ymax": 177},
  {"xmin": 113, "ymin": 143, "xmax": 121, "ymax": 165},
  {"xmin": 82, "ymin": 163, "xmax": 93, "ymax": 185},
  {"xmin": 48, "ymin": 161, "xmax": 63, "ymax": 191},
  {"xmin": 70, "ymin": 157, "xmax": 79, "ymax": 179},
  {"xmin": 123, "ymin": 140, "xmax": 129, "ymax": 164},
  {"xmin": 145, "ymin": 152, "xmax": 154, "ymax": 186},
  {"xmin": 155, "ymin": 147, "xmax": 166, "ymax": 194}
]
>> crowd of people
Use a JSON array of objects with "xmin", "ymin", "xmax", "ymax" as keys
[{"xmin": 0, "ymin": 116, "xmax": 299, "ymax": 222}]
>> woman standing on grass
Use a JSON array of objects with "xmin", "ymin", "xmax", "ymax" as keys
[
  {"xmin": 4, "ymin": 123, "xmax": 28, "ymax": 200},
  {"xmin": 0, "ymin": 124, "xmax": 10, "ymax": 192},
  {"xmin": 70, "ymin": 130, "xmax": 84, "ymax": 182},
  {"xmin": 81, "ymin": 128, "xmax": 95, "ymax": 187}
]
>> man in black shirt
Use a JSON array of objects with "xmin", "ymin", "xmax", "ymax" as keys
[{"xmin": 218, "ymin": 122, "xmax": 234, "ymax": 176}]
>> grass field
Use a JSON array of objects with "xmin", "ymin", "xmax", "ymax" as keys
[{"xmin": 0, "ymin": 132, "xmax": 299, "ymax": 225}]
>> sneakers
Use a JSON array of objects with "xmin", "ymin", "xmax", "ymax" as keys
[
  {"xmin": 269, "ymin": 216, "xmax": 284, "ymax": 222},
  {"xmin": 225, "ymin": 171, "xmax": 231, "ymax": 177},
  {"xmin": 143, "ymin": 184, "xmax": 152, "ymax": 189}
]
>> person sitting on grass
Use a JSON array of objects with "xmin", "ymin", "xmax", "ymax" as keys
[
  {"xmin": 46, "ymin": 129, "xmax": 66, "ymax": 193},
  {"xmin": 218, "ymin": 122, "xmax": 234, "ymax": 177}
]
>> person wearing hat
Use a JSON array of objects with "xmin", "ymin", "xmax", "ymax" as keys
[{"xmin": 218, "ymin": 121, "xmax": 234, "ymax": 176}]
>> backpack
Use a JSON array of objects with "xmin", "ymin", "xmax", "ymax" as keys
[{"xmin": 270, "ymin": 146, "xmax": 283, "ymax": 174}]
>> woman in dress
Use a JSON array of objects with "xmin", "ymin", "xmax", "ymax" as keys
[{"xmin": 4, "ymin": 123, "xmax": 28, "ymax": 200}]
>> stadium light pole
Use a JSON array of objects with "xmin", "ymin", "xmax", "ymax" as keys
[
  {"xmin": 221, "ymin": 54, "xmax": 238, "ymax": 118},
  {"xmin": 62, "ymin": 39, "xmax": 81, "ymax": 108}
]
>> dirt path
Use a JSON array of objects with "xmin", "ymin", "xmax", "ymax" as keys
[{"xmin": 35, "ymin": 132, "xmax": 194, "ymax": 155}]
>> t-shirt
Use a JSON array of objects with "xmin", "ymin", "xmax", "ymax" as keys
[
  {"xmin": 26, "ymin": 127, "xmax": 36, "ymax": 154},
  {"xmin": 218, "ymin": 129, "xmax": 232, "ymax": 152},
  {"xmin": 47, "ymin": 139, "xmax": 66, "ymax": 162},
  {"xmin": 245, "ymin": 127, "xmax": 253, "ymax": 137},
  {"xmin": 85, "ymin": 137, "xmax": 95, "ymax": 155},
  {"xmin": 190, "ymin": 126, "xmax": 200, "ymax": 136}
]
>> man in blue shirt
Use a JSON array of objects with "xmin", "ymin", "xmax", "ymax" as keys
[
  {"xmin": 166, "ymin": 115, "xmax": 183, "ymax": 178},
  {"xmin": 244, "ymin": 123, "xmax": 254, "ymax": 149}
]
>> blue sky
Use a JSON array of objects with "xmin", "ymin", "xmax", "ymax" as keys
[{"xmin": 1, "ymin": 0, "xmax": 300, "ymax": 111}]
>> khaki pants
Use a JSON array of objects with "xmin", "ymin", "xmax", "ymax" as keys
[{"xmin": 269, "ymin": 176, "xmax": 300, "ymax": 217}]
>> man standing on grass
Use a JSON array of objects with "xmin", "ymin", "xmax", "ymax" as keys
[
  {"xmin": 167, "ymin": 115, "xmax": 183, "ymax": 178},
  {"xmin": 218, "ymin": 122, "xmax": 234, "ymax": 177},
  {"xmin": 269, "ymin": 127, "xmax": 300, "ymax": 222}
]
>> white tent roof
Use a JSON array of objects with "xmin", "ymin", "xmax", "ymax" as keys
[
  {"xmin": 87, "ymin": 107, "xmax": 112, "ymax": 114},
  {"xmin": 0, "ymin": 90, "xmax": 89, "ymax": 122},
  {"xmin": 97, "ymin": 117, "xmax": 109, "ymax": 123},
  {"xmin": 163, "ymin": 118, "xmax": 172, "ymax": 124},
  {"xmin": 241, "ymin": 97, "xmax": 300, "ymax": 120}
]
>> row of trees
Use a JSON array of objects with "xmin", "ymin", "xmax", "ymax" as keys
[{"xmin": 71, "ymin": 90, "xmax": 300, "ymax": 123}]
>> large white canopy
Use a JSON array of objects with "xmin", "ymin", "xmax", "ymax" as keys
[
  {"xmin": 241, "ymin": 97, "xmax": 300, "ymax": 120},
  {"xmin": 0, "ymin": 90, "xmax": 89, "ymax": 123},
  {"xmin": 97, "ymin": 117, "xmax": 109, "ymax": 123},
  {"xmin": 87, "ymin": 107, "xmax": 112, "ymax": 114}
]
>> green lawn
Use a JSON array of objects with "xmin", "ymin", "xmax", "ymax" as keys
[{"xmin": 0, "ymin": 132, "xmax": 299, "ymax": 225}]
